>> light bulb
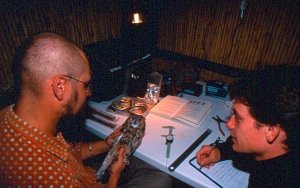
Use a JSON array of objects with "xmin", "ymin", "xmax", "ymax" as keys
[{"xmin": 240, "ymin": 0, "xmax": 248, "ymax": 19}]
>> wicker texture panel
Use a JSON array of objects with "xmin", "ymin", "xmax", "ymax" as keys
[
  {"xmin": 1, "ymin": 0, "xmax": 300, "ymax": 90},
  {"xmin": 157, "ymin": 0, "xmax": 300, "ymax": 71},
  {"xmin": 0, "ymin": 0, "xmax": 121, "ymax": 90}
]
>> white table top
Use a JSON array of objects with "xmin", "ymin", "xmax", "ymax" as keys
[{"xmin": 85, "ymin": 93, "xmax": 241, "ymax": 188}]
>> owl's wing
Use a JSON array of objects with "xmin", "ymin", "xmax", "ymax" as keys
[
  {"xmin": 129, "ymin": 129, "xmax": 145, "ymax": 153},
  {"xmin": 97, "ymin": 115, "xmax": 146, "ymax": 180},
  {"xmin": 96, "ymin": 135, "xmax": 123, "ymax": 181}
]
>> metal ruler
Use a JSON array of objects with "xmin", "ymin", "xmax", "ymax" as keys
[{"xmin": 168, "ymin": 128, "xmax": 212, "ymax": 172}]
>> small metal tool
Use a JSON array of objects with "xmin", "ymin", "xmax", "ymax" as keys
[
  {"xmin": 161, "ymin": 126, "xmax": 175, "ymax": 158},
  {"xmin": 212, "ymin": 115, "xmax": 227, "ymax": 136}
]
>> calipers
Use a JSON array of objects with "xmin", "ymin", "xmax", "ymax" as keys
[{"xmin": 161, "ymin": 126, "xmax": 175, "ymax": 158}]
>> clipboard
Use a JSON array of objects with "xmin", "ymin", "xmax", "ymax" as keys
[
  {"xmin": 189, "ymin": 156, "xmax": 249, "ymax": 188},
  {"xmin": 189, "ymin": 156, "xmax": 222, "ymax": 188}
]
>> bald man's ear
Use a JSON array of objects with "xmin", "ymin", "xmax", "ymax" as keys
[
  {"xmin": 265, "ymin": 124, "xmax": 280, "ymax": 144},
  {"xmin": 53, "ymin": 77, "xmax": 67, "ymax": 101}
]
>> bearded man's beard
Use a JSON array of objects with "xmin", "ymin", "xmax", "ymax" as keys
[{"xmin": 60, "ymin": 89, "xmax": 79, "ymax": 118}]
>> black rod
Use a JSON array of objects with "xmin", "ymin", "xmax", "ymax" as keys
[{"xmin": 168, "ymin": 128, "xmax": 212, "ymax": 172}]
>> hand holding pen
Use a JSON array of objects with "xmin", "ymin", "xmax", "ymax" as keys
[{"xmin": 196, "ymin": 137, "xmax": 222, "ymax": 169}]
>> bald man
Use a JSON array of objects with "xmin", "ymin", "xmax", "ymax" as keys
[{"xmin": 0, "ymin": 33, "xmax": 171, "ymax": 188}]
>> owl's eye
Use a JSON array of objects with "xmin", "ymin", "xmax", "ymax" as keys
[{"xmin": 130, "ymin": 120, "xmax": 139, "ymax": 128}]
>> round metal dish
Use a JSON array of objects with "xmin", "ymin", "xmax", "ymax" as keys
[
  {"xmin": 129, "ymin": 105, "xmax": 147, "ymax": 115},
  {"xmin": 133, "ymin": 102, "xmax": 147, "ymax": 108},
  {"xmin": 111, "ymin": 97, "xmax": 133, "ymax": 111}
]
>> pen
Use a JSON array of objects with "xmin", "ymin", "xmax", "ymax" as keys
[
  {"xmin": 193, "ymin": 137, "xmax": 221, "ymax": 169},
  {"xmin": 201, "ymin": 143, "xmax": 217, "ymax": 169},
  {"xmin": 209, "ymin": 139, "xmax": 219, "ymax": 148}
]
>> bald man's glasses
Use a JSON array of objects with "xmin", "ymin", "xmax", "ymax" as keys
[{"xmin": 64, "ymin": 75, "xmax": 92, "ymax": 92}]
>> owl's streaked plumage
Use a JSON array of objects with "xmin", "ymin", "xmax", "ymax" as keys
[{"xmin": 96, "ymin": 114, "xmax": 146, "ymax": 181}]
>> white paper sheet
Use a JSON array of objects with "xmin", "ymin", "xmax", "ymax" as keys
[{"xmin": 189, "ymin": 157, "xmax": 249, "ymax": 188}]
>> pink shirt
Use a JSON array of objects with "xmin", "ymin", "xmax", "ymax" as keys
[{"xmin": 0, "ymin": 105, "xmax": 102, "ymax": 187}]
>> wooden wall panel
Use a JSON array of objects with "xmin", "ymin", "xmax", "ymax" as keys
[
  {"xmin": 1, "ymin": 0, "xmax": 300, "ymax": 96},
  {"xmin": 157, "ymin": 0, "xmax": 300, "ymax": 74},
  {"xmin": 0, "ymin": 0, "xmax": 121, "ymax": 91}
]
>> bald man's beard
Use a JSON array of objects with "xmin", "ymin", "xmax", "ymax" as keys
[{"xmin": 64, "ymin": 90, "xmax": 79, "ymax": 116}]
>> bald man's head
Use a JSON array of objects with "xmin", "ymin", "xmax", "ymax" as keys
[{"xmin": 13, "ymin": 32, "xmax": 88, "ymax": 97}]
